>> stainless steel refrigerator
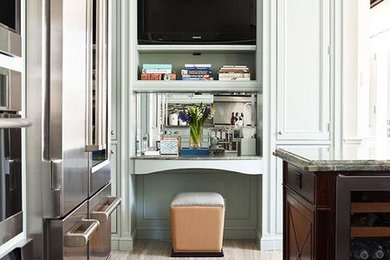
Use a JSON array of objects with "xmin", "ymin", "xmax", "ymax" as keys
[{"xmin": 26, "ymin": 0, "xmax": 120, "ymax": 259}]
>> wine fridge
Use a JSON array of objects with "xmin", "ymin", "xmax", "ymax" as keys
[{"xmin": 336, "ymin": 175, "xmax": 390, "ymax": 259}]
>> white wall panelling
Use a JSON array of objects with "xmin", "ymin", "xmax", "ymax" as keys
[
  {"xmin": 276, "ymin": 0, "xmax": 331, "ymax": 141},
  {"xmin": 261, "ymin": 0, "xmax": 341, "ymax": 251},
  {"xmin": 109, "ymin": 0, "xmax": 135, "ymax": 251},
  {"xmin": 110, "ymin": 145, "xmax": 119, "ymax": 236}
]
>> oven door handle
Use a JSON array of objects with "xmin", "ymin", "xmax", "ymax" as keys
[
  {"xmin": 90, "ymin": 196, "xmax": 121, "ymax": 223},
  {"xmin": 64, "ymin": 219, "xmax": 100, "ymax": 247},
  {"xmin": 8, "ymin": 159, "xmax": 15, "ymax": 191},
  {"xmin": 0, "ymin": 118, "xmax": 32, "ymax": 129}
]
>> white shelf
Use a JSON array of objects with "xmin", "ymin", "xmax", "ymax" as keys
[
  {"xmin": 133, "ymin": 157, "xmax": 263, "ymax": 175},
  {"xmin": 132, "ymin": 80, "xmax": 261, "ymax": 93},
  {"xmin": 137, "ymin": 44, "xmax": 257, "ymax": 53}
]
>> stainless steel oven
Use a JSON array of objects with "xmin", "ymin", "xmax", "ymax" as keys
[
  {"xmin": 0, "ymin": 67, "xmax": 30, "ymax": 248},
  {"xmin": 0, "ymin": 0, "xmax": 21, "ymax": 57},
  {"xmin": 0, "ymin": 113, "xmax": 22, "ymax": 246}
]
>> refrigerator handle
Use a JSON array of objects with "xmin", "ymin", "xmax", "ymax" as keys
[
  {"xmin": 90, "ymin": 196, "xmax": 121, "ymax": 223},
  {"xmin": 0, "ymin": 118, "xmax": 32, "ymax": 129},
  {"xmin": 85, "ymin": 0, "xmax": 93, "ymax": 151},
  {"xmin": 63, "ymin": 219, "xmax": 100, "ymax": 247},
  {"xmin": 86, "ymin": 0, "xmax": 108, "ymax": 152}
]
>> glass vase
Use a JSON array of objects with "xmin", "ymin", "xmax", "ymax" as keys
[{"xmin": 189, "ymin": 124, "xmax": 203, "ymax": 149}]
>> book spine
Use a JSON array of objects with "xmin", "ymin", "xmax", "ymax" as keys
[
  {"xmin": 142, "ymin": 69, "xmax": 172, "ymax": 74},
  {"xmin": 218, "ymin": 73, "xmax": 250, "ymax": 78},
  {"xmin": 219, "ymin": 69, "xmax": 250, "ymax": 73},
  {"xmin": 142, "ymin": 64, "xmax": 173, "ymax": 70},
  {"xmin": 218, "ymin": 77, "xmax": 251, "ymax": 81},
  {"xmin": 182, "ymin": 77, "xmax": 214, "ymax": 81},
  {"xmin": 182, "ymin": 74, "xmax": 212, "ymax": 78},
  {"xmin": 184, "ymin": 67, "xmax": 212, "ymax": 71},
  {"xmin": 222, "ymin": 65, "xmax": 248, "ymax": 68},
  {"xmin": 181, "ymin": 69, "xmax": 212, "ymax": 75},
  {"xmin": 184, "ymin": 64, "xmax": 211, "ymax": 68},
  {"xmin": 140, "ymin": 73, "xmax": 176, "ymax": 80}
]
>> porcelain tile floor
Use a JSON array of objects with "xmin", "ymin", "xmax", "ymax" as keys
[{"xmin": 109, "ymin": 240, "xmax": 282, "ymax": 260}]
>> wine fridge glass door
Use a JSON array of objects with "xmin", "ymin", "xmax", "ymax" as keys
[{"xmin": 336, "ymin": 175, "xmax": 390, "ymax": 260}]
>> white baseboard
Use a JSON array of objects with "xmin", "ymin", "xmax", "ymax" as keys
[
  {"xmin": 135, "ymin": 228, "xmax": 258, "ymax": 240},
  {"xmin": 111, "ymin": 236, "xmax": 134, "ymax": 251},
  {"xmin": 259, "ymin": 232, "xmax": 283, "ymax": 251},
  {"xmin": 111, "ymin": 239, "xmax": 119, "ymax": 251},
  {"xmin": 343, "ymin": 138, "xmax": 364, "ymax": 144}
]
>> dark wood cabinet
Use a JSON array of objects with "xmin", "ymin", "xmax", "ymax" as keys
[
  {"xmin": 285, "ymin": 191, "xmax": 314, "ymax": 260},
  {"xmin": 283, "ymin": 161, "xmax": 336, "ymax": 260}
]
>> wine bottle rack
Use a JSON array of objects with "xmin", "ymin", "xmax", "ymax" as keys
[
  {"xmin": 350, "ymin": 239, "xmax": 388, "ymax": 260},
  {"xmin": 349, "ymin": 192, "xmax": 390, "ymax": 259},
  {"xmin": 351, "ymin": 227, "xmax": 390, "ymax": 238},
  {"xmin": 351, "ymin": 202, "xmax": 390, "ymax": 213}
]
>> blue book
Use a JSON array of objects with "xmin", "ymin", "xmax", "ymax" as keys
[
  {"xmin": 142, "ymin": 64, "xmax": 172, "ymax": 70},
  {"xmin": 184, "ymin": 67, "xmax": 212, "ymax": 70},
  {"xmin": 184, "ymin": 64, "xmax": 212, "ymax": 70},
  {"xmin": 181, "ymin": 148, "xmax": 210, "ymax": 157}
]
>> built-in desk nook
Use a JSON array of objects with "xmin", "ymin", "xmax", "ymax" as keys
[{"xmin": 118, "ymin": 0, "xmax": 265, "ymax": 247}]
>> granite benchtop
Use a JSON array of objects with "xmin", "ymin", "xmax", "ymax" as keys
[
  {"xmin": 132, "ymin": 154, "xmax": 262, "ymax": 160},
  {"xmin": 274, "ymin": 142, "xmax": 390, "ymax": 172}
]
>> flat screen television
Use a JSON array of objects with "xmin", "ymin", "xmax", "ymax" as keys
[{"xmin": 138, "ymin": 0, "xmax": 256, "ymax": 45}]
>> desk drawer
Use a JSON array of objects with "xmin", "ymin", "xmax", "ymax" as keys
[{"xmin": 286, "ymin": 164, "xmax": 315, "ymax": 204}]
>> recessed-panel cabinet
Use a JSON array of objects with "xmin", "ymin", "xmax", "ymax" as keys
[
  {"xmin": 111, "ymin": 80, "xmax": 117, "ymax": 140},
  {"xmin": 276, "ymin": 0, "xmax": 330, "ymax": 140},
  {"xmin": 110, "ymin": 144, "xmax": 119, "ymax": 235},
  {"xmin": 285, "ymin": 191, "xmax": 314, "ymax": 260}
]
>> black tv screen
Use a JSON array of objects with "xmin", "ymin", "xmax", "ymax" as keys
[{"xmin": 138, "ymin": 0, "xmax": 256, "ymax": 44}]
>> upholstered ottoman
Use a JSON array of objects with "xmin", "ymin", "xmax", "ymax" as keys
[{"xmin": 170, "ymin": 192, "xmax": 225, "ymax": 257}]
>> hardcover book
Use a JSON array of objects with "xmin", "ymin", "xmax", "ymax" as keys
[
  {"xmin": 142, "ymin": 64, "xmax": 173, "ymax": 70},
  {"xmin": 141, "ymin": 73, "xmax": 176, "ymax": 80}
]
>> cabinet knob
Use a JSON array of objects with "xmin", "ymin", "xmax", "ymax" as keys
[
  {"xmin": 111, "ymin": 130, "xmax": 115, "ymax": 136},
  {"xmin": 110, "ymin": 150, "xmax": 115, "ymax": 154},
  {"xmin": 277, "ymin": 131, "xmax": 282, "ymax": 135}
]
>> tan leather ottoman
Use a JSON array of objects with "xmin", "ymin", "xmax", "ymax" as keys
[{"xmin": 170, "ymin": 192, "xmax": 225, "ymax": 257}]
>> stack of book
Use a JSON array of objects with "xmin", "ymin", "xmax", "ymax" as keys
[
  {"xmin": 141, "ymin": 64, "xmax": 176, "ymax": 80},
  {"xmin": 181, "ymin": 64, "xmax": 214, "ymax": 81},
  {"xmin": 218, "ymin": 65, "xmax": 250, "ymax": 81}
]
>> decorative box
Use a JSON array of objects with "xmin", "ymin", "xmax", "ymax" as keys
[{"xmin": 160, "ymin": 137, "xmax": 180, "ymax": 155}]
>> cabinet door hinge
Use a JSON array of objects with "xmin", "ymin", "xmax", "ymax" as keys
[
  {"xmin": 328, "ymin": 46, "xmax": 331, "ymax": 56},
  {"xmin": 327, "ymin": 123, "xmax": 330, "ymax": 132}
]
